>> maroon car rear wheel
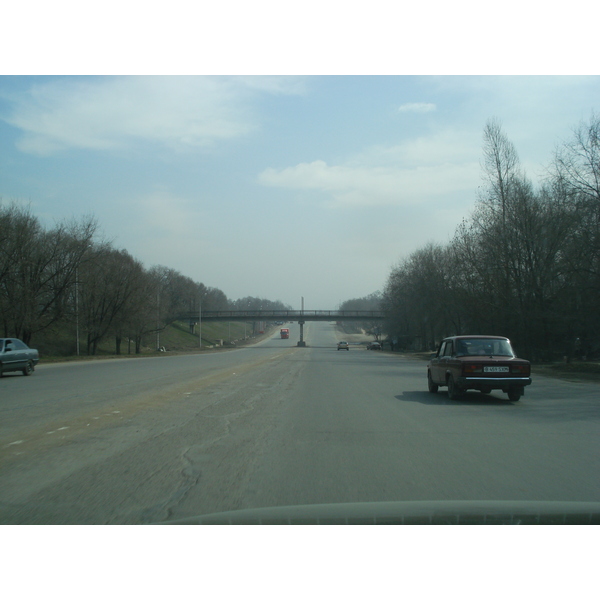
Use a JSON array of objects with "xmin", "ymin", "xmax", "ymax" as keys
[
  {"xmin": 447, "ymin": 375, "xmax": 462, "ymax": 400},
  {"xmin": 428, "ymin": 371, "xmax": 438, "ymax": 393}
]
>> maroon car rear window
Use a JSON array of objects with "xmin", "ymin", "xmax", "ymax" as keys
[{"xmin": 456, "ymin": 339, "xmax": 514, "ymax": 357}]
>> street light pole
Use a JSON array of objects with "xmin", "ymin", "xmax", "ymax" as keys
[
  {"xmin": 156, "ymin": 287, "xmax": 160, "ymax": 351},
  {"xmin": 199, "ymin": 299, "xmax": 202, "ymax": 349},
  {"xmin": 75, "ymin": 266, "xmax": 80, "ymax": 356}
]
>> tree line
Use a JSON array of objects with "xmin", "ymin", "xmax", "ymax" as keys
[
  {"xmin": 0, "ymin": 204, "xmax": 289, "ymax": 355},
  {"xmin": 382, "ymin": 115, "xmax": 600, "ymax": 361},
  {"xmin": 338, "ymin": 292, "xmax": 383, "ymax": 337}
]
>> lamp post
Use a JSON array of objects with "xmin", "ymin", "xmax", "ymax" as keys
[
  {"xmin": 75, "ymin": 266, "xmax": 80, "ymax": 356},
  {"xmin": 156, "ymin": 287, "xmax": 160, "ymax": 351},
  {"xmin": 198, "ymin": 298, "xmax": 202, "ymax": 349}
]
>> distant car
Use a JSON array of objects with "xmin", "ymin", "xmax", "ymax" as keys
[
  {"xmin": 0, "ymin": 338, "xmax": 40, "ymax": 377},
  {"xmin": 427, "ymin": 335, "xmax": 531, "ymax": 401},
  {"xmin": 337, "ymin": 341, "xmax": 349, "ymax": 351},
  {"xmin": 367, "ymin": 342, "xmax": 381, "ymax": 350}
]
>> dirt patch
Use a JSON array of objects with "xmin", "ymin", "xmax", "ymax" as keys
[{"xmin": 334, "ymin": 326, "xmax": 377, "ymax": 345}]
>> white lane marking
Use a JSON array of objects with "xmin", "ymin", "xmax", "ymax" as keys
[{"xmin": 5, "ymin": 440, "xmax": 25, "ymax": 447}]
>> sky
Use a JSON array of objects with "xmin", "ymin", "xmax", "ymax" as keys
[{"xmin": 1, "ymin": 5, "xmax": 599, "ymax": 310}]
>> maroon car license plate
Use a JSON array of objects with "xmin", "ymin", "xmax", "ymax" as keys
[{"xmin": 484, "ymin": 366, "xmax": 509, "ymax": 373}]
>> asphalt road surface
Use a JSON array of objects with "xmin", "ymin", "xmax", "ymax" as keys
[{"xmin": 1, "ymin": 322, "xmax": 599, "ymax": 524}]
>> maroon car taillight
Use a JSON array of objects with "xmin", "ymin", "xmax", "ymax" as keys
[
  {"xmin": 463, "ymin": 364, "xmax": 483, "ymax": 374},
  {"xmin": 511, "ymin": 364, "xmax": 530, "ymax": 375}
]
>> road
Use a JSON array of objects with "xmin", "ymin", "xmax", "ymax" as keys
[{"xmin": 1, "ymin": 321, "xmax": 599, "ymax": 524}]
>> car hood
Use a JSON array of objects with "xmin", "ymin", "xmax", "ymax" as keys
[
  {"xmin": 454, "ymin": 356, "xmax": 527, "ymax": 362},
  {"xmin": 158, "ymin": 500, "xmax": 600, "ymax": 524}
]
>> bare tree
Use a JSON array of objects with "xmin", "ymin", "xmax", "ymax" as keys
[
  {"xmin": 204, "ymin": 286, "xmax": 229, "ymax": 311},
  {"xmin": 382, "ymin": 244, "xmax": 463, "ymax": 351},
  {"xmin": 109, "ymin": 254, "xmax": 148, "ymax": 354},
  {"xmin": 338, "ymin": 292, "xmax": 382, "ymax": 335},
  {"xmin": 382, "ymin": 119, "xmax": 585, "ymax": 360},
  {"xmin": 0, "ymin": 203, "xmax": 96, "ymax": 343},
  {"xmin": 550, "ymin": 114, "xmax": 600, "ymax": 358},
  {"xmin": 553, "ymin": 113, "xmax": 600, "ymax": 205},
  {"xmin": 481, "ymin": 118, "xmax": 521, "ymax": 224},
  {"xmin": 126, "ymin": 268, "xmax": 162, "ymax": 354},
  {"xmin": 79, "ymin": 246, "xmax": 146, "ymax": 355},
  {"xmin": 228, "ymin": 296, "xmax": 291, "ymax": 311},
  {"xmin": 0, "ymin": 203, "xmax": 41, "ymax": 337}
]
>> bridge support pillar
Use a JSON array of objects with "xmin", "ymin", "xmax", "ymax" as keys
[{"xmin": 297, "ymin": 321, "xmax": 306, "ymax": 347}]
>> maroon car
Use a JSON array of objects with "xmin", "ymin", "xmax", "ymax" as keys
[{"xmin": 427, "ymin": 335, "xmax": 531, "ymax": 401}]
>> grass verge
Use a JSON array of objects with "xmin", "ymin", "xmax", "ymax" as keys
[{"xmin": 34, "ymin": 321, "xmax": 276, "ymax": 363}]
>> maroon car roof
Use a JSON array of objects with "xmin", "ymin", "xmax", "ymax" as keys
[{"xmin": 443, "ymin": 335, "xmax": 509, "ymax": 340}]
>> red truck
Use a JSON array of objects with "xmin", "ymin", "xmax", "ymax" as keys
[{"xmin": 280, "ymin": 328, "xmax": 290, "ymax": 339}]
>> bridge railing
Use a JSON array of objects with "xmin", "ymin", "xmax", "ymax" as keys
[{"xmin": 178, "ymin": 310, "xmax": 385, "ymax": 321}]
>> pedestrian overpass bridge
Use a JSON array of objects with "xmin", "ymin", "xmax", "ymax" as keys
[
  {"xmin": 179, "ymin": 310, "xmax": 385, "ymax": 322},
  {"xmin": 178, "ymin": 310, "xmax": 385, "ymax": 347}
]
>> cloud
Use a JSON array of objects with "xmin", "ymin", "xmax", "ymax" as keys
[
  {"xmin": 1, "ymin": 76, "xmax": 302, "ymax": 156},
  {"xmin": 235, "ymin": 76, "xmax": 308, "ymax": 96},
  {"xmin": 260, "ymin": 161, "xmax": 478, "ymax": 208},
  {"xmin": 397, "ymin": 102, "xmax": 436, "ymax": 113},
  {"xmin": 131, "ymin": 189, "xmax": 203, "ymax": 239},
  {"xmin": 258, "ymin": 130, "xmax": 480, "ymax": 208}
]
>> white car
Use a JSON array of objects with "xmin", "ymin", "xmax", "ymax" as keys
[{"xmin": 337, "ymin": 341, "xmax": 349, "ymax": 351}]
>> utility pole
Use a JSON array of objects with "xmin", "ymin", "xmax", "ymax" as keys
[
  {"xmin": 156, "ymin": 287, "xmax": 160, "ymax": 351},
  {"xmin": 75, "ymin": 266, "xmax": 80, "ymax": 356}
]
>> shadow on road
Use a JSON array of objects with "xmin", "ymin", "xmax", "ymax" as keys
[
  {"xmin": 395, "ymin": 390, "xmax": 517, "ymax": 406},
  {"xmin": 395, "ymin": 390, "xmax": 600, "ymax": 423}
]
